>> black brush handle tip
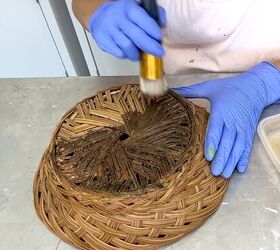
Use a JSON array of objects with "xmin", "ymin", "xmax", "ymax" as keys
[{"xmin": 140, "ymin": 0, "xmax": 160, "ymax": 24}]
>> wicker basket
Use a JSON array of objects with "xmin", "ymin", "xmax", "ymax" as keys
[{"xmin": 33, "ymin": 84, "xmax": 229, "ymax": 250}]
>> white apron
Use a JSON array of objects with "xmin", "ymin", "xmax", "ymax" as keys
[{"xmin": 157, "ymin": 0, "xmax": 280, "ymax": 74}]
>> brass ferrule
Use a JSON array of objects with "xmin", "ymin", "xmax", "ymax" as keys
[{"xmin": 140, "ymin": 53, "xmax": 163, "ymax": 80}]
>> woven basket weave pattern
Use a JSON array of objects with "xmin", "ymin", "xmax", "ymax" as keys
[{"xmin": 34, "ymin": 84, "xmax": 229, "ymax": 250}]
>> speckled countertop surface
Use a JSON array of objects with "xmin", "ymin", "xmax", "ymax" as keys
[{"xmin": 0, "ymin": 75, "xmax": 279, "ymax": 250}]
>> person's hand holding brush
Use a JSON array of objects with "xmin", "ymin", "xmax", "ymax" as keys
[{"xmin": 73, "ymin": 0, "xmax": 166, "ymax": 61}]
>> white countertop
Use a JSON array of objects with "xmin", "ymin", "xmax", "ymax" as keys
[{"xmin": 0, "ymin": 75, "xmax": 279, "ymax": 250}]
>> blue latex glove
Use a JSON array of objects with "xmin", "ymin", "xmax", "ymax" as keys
[
  {"xmin": 174, "ymin": 62, "xmax": 280, "ymax": 178},
  {"xmin": 88, "ymin": 0, "xmax": 166, "ymax": 61}
]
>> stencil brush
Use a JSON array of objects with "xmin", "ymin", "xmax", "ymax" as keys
[{"xmin": 139, "ymin": 0, "xmax": 168, "ymax": 98}]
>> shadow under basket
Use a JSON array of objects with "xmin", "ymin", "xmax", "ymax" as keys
[{"xmin": 33, "ymin": 84, "xmax": 229, "ymax": 250}]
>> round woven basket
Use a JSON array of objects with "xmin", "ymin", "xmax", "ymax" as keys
[{"xmin": 34, "ymin": 84, "xmax": 229, "ymax": 250}]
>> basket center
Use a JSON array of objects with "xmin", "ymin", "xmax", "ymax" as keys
[{"xmin": 119, "ymin": 133, "xmax": 129, "ymax": 141}]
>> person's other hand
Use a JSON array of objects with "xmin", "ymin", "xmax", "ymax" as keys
[
  {"xmin": 88, "ymin": 0, "xmax": 166, "ymax": 61},
  {"xmin": 174, "ymin": 62, "xmax": 280, "ymax": 178}
]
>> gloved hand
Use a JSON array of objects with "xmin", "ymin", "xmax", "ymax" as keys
[
  {"xmin": 88, "ymin": 0, "xmax": 166, "ymax": 61},
  {"xmin": 174, "ymin": 62, "xmax": 280, "ymax": 178}
]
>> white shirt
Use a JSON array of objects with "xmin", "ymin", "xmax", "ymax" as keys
[{"xmin": 158, "ymin": 0, "xmax": 280, "ymax": 74}]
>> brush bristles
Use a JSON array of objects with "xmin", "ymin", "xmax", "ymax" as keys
[{"xmin": 140, "ymin": 77, "xmax": 169, "ymax": 98}]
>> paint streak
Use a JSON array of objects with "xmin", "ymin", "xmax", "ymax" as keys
[
  {"xmin": 207, "ymin": 143, "xmax": 216, "ymax": 160},
  {"xmin": 271, "ymin": 228, "xmax": 280, "ymax": 249},
  {"xmin": 264, "ymin": 207, "xmax": 279, "ymax": 214}
]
